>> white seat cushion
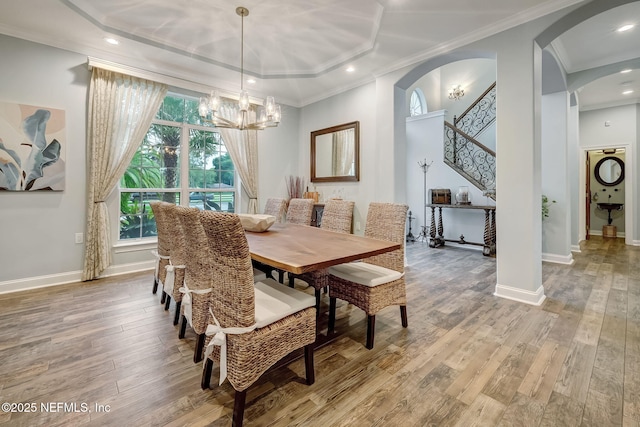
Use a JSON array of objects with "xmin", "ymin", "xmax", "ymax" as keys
[
  {"xmin": 253, "ymin": 268, "xmax": 267, "ymax": 282},
  {"xmin": 254, "ymin": 279, "xmax": 316, "ymax": 328},
  {"xmin": 328, "ymin": 262, "xmax": 403, "ymax": 287}
]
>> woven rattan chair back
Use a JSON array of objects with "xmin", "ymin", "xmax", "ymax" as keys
[
  {"xmin": 164, "ymin": 204, "xmax": 186, "ymax": 266},
  {"xmin": 164, "ymin": 204, "xmax": 187, "ymax": 298},
  {"xmin": 320, "ymin": 199, "xmax": 355, "ymax": 233},
  {"xmin": 263, "ymin": 198, "xmax": 287, "ymax": 222},
  {"xmin": 175, "ymin": 206, "xmax": 213, "ymax": 335},
  {"xmin": 199, "ymin": 211, "xmax": 255, "ymax": 328},
  {"xmin": 363, "ymin": 202, "xmax": 408, "ymax": 273},
  {"xmin": 150, "ymin": 201, "xmax": 171, "ymax": 257},
  {"xmin": 151, "ymin": 201, "xmax": 174, "ymax": 290},
  {"xmin": 285, "ymin": 198, "xmax": 315, "ymax": 225},
  {"xmin": 199, "ymin": 213, "xmax": 317, "ymax": 427}
]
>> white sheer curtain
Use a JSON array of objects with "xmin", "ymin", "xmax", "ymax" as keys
[
  {"xmin": 217, "ymin": 103, "xmax": 260, "ymax": 214},
  {"xmin": 82, "ymin": 67, "xmax": 167, "ymax": 281},
  {"xmin": 331, "ymin": 128, "xmax": 355, "ymax": 176}
]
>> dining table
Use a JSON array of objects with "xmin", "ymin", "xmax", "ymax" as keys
[
  {"xmin": 245, "ymin": 222, "xmax": 401, "ymax": 275},
  {"xmin": 245, "ymin": 222, "xmax": 402, "ymax": 351}
]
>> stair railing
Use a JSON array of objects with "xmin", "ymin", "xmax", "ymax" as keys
[
  {"xmin": 444, "ymin": 121, "xmax": 495, "ymax": 194},
  {"xmin": 453, "ymin": 82, "xmax": 496, "ymax": 139}
]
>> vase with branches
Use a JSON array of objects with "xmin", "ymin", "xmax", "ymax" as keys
[{"xmin": 285, "ymin": 175, "xmax": 305, "ymax": 201}]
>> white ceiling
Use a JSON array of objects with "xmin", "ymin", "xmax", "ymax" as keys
[
  {"xmin": 551, "ymin": 1, "xmax": 640, "ymax": 110},
  {"xmin": 0, "ymin": 0, "xmax": 638, "ymax": 110}
]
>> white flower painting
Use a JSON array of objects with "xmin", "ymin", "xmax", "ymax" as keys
[{"xmin": 0, "ymin": 102, "xmax": 65, "ymax": 191}]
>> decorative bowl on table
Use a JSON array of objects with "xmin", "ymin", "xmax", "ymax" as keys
[{"xmin": 237, "ymin": 214, "xmax": 276, "ymax": 232}]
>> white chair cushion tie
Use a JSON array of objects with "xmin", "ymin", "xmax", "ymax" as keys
[
  {"xmin": 151, "ymin": 249, "xmax": 170, "ymax": 280},
  {"xmin": 204, "ymin": 308, "xmax": 257, "ymax": 386},
  {"xmin": 164, "ymin": 263, "xmax": 185, "ymax": 294},
  {"xmin": 178, "ymin": 281, "xmax": 212, "ymax": 327}
]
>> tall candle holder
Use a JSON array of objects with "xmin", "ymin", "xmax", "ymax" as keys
[{"xmin": 417, "ymin": 158, "xmax": 433, "ymax": 242}]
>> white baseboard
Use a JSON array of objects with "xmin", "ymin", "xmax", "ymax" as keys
[
  {"xmin": 494, "ymin": 284, "xmax": 546, "ymax": 306},
  {"xmin": 570, "ymin": 245, "xmax": 581, "ymax": 253},
  {"xmin": 542, "ymin": 252, "xmax": 574, "ymax": 265},
  {"xmin": 0, "ymin": 261, "xmax": 154, "ymax": 295}
]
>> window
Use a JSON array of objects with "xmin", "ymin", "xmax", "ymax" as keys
[
  {"xmin": 119, "ymin": 94, "xmax": 236, "ymax": 240},
  {"xmin": 409, "ymin": 88, "xmax": 426, "ymax": 116}
]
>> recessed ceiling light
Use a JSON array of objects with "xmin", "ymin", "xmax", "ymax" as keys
[
  {"xmin": 104, "ymin": 37, "xmax": 119, "ymax": 45},
  {"xmin": 617, "ymin": 24, "xmax": 634, "ymax": 32},
  {"xmin": 622, "ymin": 89, "xmax": 634, "ymax": 95},
  {"xmin": 346, "ymin": 66, "xmax": 355, "ymax": 73},
  {"xmin": 620, "ymin": 69, "xmax": 632, "ymax": 74},
  {"xmin": 246, "ymin": 78, "xmax": 256, "ymax": 84}
]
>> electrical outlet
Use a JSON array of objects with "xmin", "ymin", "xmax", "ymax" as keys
[
  {"xmin": 75, "ymin": 233, "xmax": 84, "ymax": 244},
  {"xmin": 356, "ymin": 221, "xmax": 361, "ymax": 231}
]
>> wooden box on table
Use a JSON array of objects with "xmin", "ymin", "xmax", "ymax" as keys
[{"xmin": 429, "ymin": 188, "xmax": 451, "ymax": 205}]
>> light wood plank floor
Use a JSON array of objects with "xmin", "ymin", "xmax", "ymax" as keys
[{"xmin": 1, "ymin": 236, "xmax": 638, "ymax": 426}]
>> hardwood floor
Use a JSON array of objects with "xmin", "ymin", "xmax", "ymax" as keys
[{"xmin": 0, "ymin": 236, "xmax": 638, "ymax": 426}]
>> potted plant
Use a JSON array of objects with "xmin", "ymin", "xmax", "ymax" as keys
[{"xmin": 542, "ymin": 195, "xmax": 556, "ymax": 220}]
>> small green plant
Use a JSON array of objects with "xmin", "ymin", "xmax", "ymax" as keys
[{"xmin": 542, "ymin": 195, "xmax": 556, "ymax": 219}]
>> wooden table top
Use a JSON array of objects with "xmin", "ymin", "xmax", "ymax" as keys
[{"xmin": 245, "ymin": 223, "xmax": 401, "ymax": 275}]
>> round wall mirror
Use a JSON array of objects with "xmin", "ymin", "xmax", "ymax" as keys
[{"xmin": 594, "ymin": 156, "xmax": 624, "ymax": 186}]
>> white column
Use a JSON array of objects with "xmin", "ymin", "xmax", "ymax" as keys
[
  {"xmin": 541, "ymin": 91, "xmax": 573, "ymax": 264},
  {"xmin": 493, "ymin": 41, "xmax": 545, "ymax": 305}
]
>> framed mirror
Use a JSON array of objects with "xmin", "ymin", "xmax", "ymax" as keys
[
  {"xmin": 311, "ymin": 121, "xmax": 359, "ymax": 183},
  {"xmin": 594, "ymin": 156, "xmax": 624, "ymax": 186}
]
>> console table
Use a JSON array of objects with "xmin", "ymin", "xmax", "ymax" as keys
[{"xmin": 426, "ymin": 204, "xmax": 496, "ymax": 256}]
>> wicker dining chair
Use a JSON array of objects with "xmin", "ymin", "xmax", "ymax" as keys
[
  {"xmin": 175, "ymin": 205, "xmax": 216, "ymax": 363},
  {"xmin": 285, "ymin": 198, "xmax": 315, "ymax": 225},
  {"xmin": 263, "ymin": 197, "xmax": 287, "ymax": 222},
  {"xmin": 327, "ymin": 202, "xmax": 409, "ymax": 349},
  {"xmin": 149, "ymin": 201, "xmax": 171, "ymax": 301},
  {"xmin": 288, "ymin": 199, "xmax": 355, "ymax": 312},
  {"xmin": 164, "ymin": 203, "xmax": 189, "ymax": 325},
  {"xmin": 198, "ymin": 211, "xmax": 316, "ymax": 427}
]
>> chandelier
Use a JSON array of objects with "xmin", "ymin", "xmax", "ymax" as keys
[
  {"xmin": 198, "ymin": 7, "xmax": 281, "ymax": 131},
  {"xmin": 448, "ymin": 85, "xmax": 464, "ymax": 101}
]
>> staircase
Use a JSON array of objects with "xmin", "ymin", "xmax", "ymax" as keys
[{"xmin": 443, "ymin": 82, "xmax": 496, "ymax": 199}]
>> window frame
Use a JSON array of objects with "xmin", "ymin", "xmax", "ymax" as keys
[
  {"xmin": 409, "ymin": 88, "xmax": 427, "ymax": 117},
  {"xmin": 115, "ymin": 93, "xmax": 239, "ymax": 244}
]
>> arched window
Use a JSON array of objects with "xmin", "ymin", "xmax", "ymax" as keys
[{"xmin": 409, "ymin": 88, "xmax": 427, "ymax": 116}]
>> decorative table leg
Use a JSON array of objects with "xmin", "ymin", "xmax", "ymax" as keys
[
  {"xmin": 482, "ymin": 209, "xmax": 491, "ymax": 256},
  {"xmin": 490, "ymin": 210, "xmax": 496, "ymax": 255},
  {"xmin": 437, "ymin": 206, "xmax": 444, "ymax": 246},
  {"xmin": 429, "ymin": 206, "xmax": 437, "ymax": 248}
]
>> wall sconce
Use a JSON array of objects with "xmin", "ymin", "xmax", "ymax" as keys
[{"xmin": 448, "ymin": 85, "xmax": 465, "ymax": 100}]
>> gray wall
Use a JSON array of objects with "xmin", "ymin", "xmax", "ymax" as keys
[
  {"xmin": 0, "ymin": 33, "xmax": 301, "ymax": 291},
  {"xmin": 579, "ymin": 104, "xmax": 637, "ymax": 244},
  {"xmin": 0, "ymin": 35, "xmax": 89, "ymax": 285},
  {"xmin": 299, "ymin": 83, "xmax": 377, "ymax": 234},
  {"xmin": 406, "ymin": 111, "xmax": 493, "ymax": 247}
]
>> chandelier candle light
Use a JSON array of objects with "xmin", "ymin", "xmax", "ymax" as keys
[
  {"xmin": 198, "ymin": 6, "xmax": 281, "ymax": 130},
  {"xmin": 448, "ymin": 85, "xmax": 464, "ymax": 100}
]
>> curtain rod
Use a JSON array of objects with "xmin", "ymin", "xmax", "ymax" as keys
[{"xmin": 86, "ymin": 57, "xmax": 264, "ymax": 104}]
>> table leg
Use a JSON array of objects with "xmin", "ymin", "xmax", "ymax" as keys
[
  {"xmin": 491, "ymin": 210, "xmax": 496, "ymax": 255},
  {"xmin": 437, "ymin": 206, "xmax": 444, "ymax": 246},
  {"xmin": 429, "ymin": 206, "xmax": 437, "ymax": 247},
  {"xmin": 483, "ymin": 209, "xmax": 491, "ymax": 256}
]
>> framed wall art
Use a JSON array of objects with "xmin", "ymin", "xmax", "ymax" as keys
[{"xmin": 0, "ymin": 102, "xmax": 66, "ymax": 191}]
